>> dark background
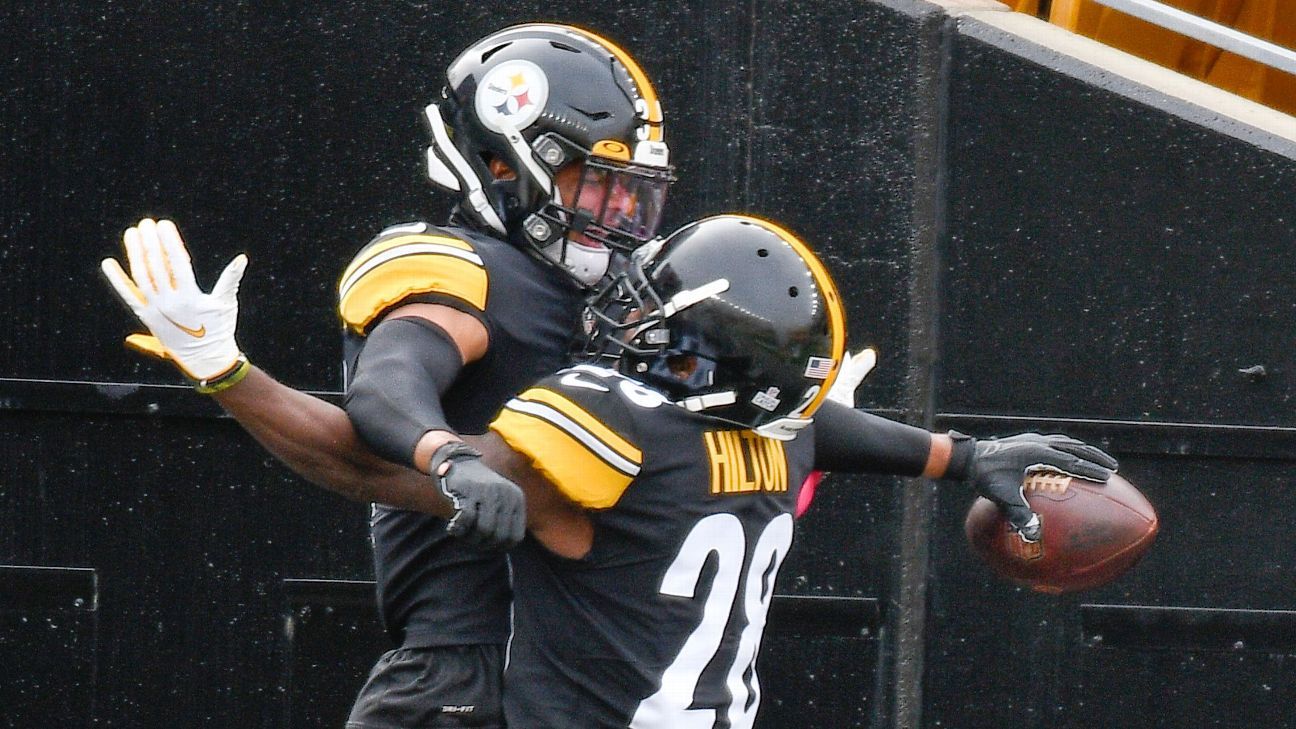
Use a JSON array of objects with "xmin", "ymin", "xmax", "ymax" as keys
[{"xmin": 4, "ymin": 0, "xmax": 1295, "ymax": 727}]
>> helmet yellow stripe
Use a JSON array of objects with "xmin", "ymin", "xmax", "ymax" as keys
[{"xmin": 739, "ymin": 215, "xmax": 848, "ymax": 416}]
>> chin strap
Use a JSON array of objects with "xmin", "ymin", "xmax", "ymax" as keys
[{"xmin": 540, "ymin": 238, "xmax": 610, "ymax": 286}]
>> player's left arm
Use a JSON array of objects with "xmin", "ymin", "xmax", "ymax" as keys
[
  {"xmin": 478, "ymin": 370, "xmax": 646, "ymax": 557},
  {"xmin": 811, "ymin": 401, "xmax": 1118, "ymax": 541}
]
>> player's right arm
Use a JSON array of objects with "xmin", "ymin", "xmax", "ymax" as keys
[
  {"xmin": 336, "ymin": 223, "xmax": 490, "ymax": 474},
  {"xmin": 100, "ymin": 218, "xmax": 524, "ymax": 549}
]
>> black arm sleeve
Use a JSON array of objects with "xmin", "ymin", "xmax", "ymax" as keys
[
  {"xmin": 812, "ymin": 400, "xmax": 934, "ymax": 476},
  {"xmin": 344, "ymin": 316, "xmax": 466, "ymax": 468}
]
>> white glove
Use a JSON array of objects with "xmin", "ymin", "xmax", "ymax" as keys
[
  {"xmin": 825, "ymin": 347, "xmax": 877, "ymax": 407},
  {"xmin": 101, "ymin": 218, "xmax": 248, "ymax": 386}
]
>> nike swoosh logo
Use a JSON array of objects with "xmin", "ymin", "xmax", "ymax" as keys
[
  {"xmin": 559, "ymin": 372, "xmax": 609, "ymax": 392},
  {"xmin": 162, "ymin": 314, "xmax": 206, "ymax": 338}
]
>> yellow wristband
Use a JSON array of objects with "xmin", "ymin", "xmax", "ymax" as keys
[{"xmin": 195, "ymin": 356, "xmax": 251, "ymax": 395}]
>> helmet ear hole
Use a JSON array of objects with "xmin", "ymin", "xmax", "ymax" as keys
[
  {"xmin": 788, "ymin": 286, "xmax": 799, "ymax": 298},
  {"xmin": 487, "ymin": 157, "xmax": 517, "ymax": 180},
  {"xmin": 665, "ymin": 354, "xmax": 697, "ymax": 379},
  {"xmin": 757, "ymin": 248, "xmax": 769, "ymax": 258}
]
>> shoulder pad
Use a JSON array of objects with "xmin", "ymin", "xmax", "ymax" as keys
[
  {"xmin": 490, "ymin": 367, "xmax": 645, "ymax": 509},
  {"xmin": 337, "ymin": 222, "xmax": 489, "ymax": 333}
]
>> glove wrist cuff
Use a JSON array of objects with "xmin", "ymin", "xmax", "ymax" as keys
[
  {"xmin": 943, "ymin": 430, "xmax": 977, "ymax": 482},
  {"xmin": 194, "ymin": 356, "xmax": 251, "ymax": 394},
  {"xmin": 428, "ymin": 440, "xmax": 482, "ymax": 475}
]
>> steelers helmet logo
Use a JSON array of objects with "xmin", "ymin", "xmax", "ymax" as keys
[{"xmin": 476, "ymin": 60, "xmax": 550, "ymax": 133}]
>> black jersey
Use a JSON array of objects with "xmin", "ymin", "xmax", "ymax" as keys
[
  {"xmin": 489, "ymin": 364, "xmax": 815, "ymax": 729},
  {"xmin": 338, "ymin": 221, "xmax": 584, "ymax": 647}
]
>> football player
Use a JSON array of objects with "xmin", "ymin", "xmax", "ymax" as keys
[
  {"xmin": 477, "ymin": 214, "xmax": 841, "ymax": 727},
  {"xmin": 332, "ymin": 24, "xmax": 674, "ymax": 729},
  {"xmin": 106, "ymin": 23, "xmax": 676, "ymax": 729},
  {"xmin": 474, "ymin": 214, "xmax": 1116, "ymax": 727}
]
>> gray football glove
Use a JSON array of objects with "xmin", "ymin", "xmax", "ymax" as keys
[
  {"xmin": 965, "ymin": 433, "xmax": 1118, "ymax": 543},
  {"xmin": 428, "ymin": 441, "xmax": 526, "ymax": 550}
]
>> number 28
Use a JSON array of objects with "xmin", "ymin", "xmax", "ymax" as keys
[{"xmin": 631, "ymin": 513, "xmax": 794, "ymax": 729}]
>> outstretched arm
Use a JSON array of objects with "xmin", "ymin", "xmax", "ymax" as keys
[
  {"xmin": 100, "ymin": 218, "xmax": 524, "ymax": 548},
  {"xmin": 811, "ymin": 400, "xmax": 1118, "ymax": 542},
  {"xmin": 211, "ymin": 364, "xmax": 448, "ymax": 512},
  {"xmin": 216, "ymin": 373, "xmax": 580, "ymax": 554}
]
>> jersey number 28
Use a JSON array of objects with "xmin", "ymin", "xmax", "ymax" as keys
[{"xmin": 630, "ymin": 512, "xmax": 794, "ymax": 729}]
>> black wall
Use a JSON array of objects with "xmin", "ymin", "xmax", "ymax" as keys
[
  {"xmin": 4, "ymin": 1, "xmax": 1296, "ymax": 727},
  {"xmin": 923, "ymin": 11, "xmax": 1296, "ymax": 729}
]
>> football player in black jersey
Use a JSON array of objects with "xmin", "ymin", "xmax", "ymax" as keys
[
  {"xmin": 479, "ymin": 213, "xmax": 840, "ymax": 728},
  {"xmin": 475, "ymin": 214, "xmax": 1115, "ymax": 728},
  {"xmin": 334, "ymin": 24, "xmax": 675, "ymax": 729}
]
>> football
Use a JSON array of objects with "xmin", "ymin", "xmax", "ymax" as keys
[{"xmin": 964, "ymin": 472, "xmax": 1158, "ymax": 594}]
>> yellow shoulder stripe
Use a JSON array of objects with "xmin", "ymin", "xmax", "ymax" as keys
[
  {"xmin": 514, "ymin": 387, "xmax": 641, "ymax": 466},
  {"xmin": 339, "ymin": 233, "xmax": 475, "ymax": 286},
  {"xmin": 489, "ymin": 387, "xmax": 642, "ymax": 509},
  {"xmin": 337, "ymin": 234, "xmax": 487, "ymax": 333}
]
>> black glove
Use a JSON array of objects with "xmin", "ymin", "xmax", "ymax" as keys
[
  {"xmin": 957, "ymin": 432, "xmax": 1118, "ymax": 543},
  {"xmin": 429, "ymin": 441, "xmax": 526, "ymax": 550}
]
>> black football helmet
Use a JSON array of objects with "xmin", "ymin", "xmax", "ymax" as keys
[
  {"xmin": 425, "ymin": 23, "xmax": 675, "ymax": 285},
  {"xmin": 582, "ymin": 215, "xmax": 847, "ymax": 438}
]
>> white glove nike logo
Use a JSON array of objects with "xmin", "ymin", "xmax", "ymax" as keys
[{"xmin": 161, "ymin": 314, "xmax": 206, "ymax": 338}]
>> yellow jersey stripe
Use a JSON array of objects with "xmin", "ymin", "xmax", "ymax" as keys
[
  {"xmin": 338, "ymin": 234, "xmax": 478, "ymax": 295},
  {"xmin": 511, "ymin": 388, "xmax": 642, "ymax": 468},
  {"xmin": 491, "ymin": 407, "xmax": 636, "ymax": 509},
  {"xmin": 337, "ymin": 248, "xmax": 488, "ymax": 333}
]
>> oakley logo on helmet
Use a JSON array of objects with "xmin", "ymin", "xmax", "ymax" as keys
[{"xmin": 476, "ymin": 60, "xmax": 549, "ymax": 134}]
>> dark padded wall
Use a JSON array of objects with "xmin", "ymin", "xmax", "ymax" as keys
[
  {"xmin": 749, "ymin": 2, "xmax": 949, "ymax": 725},
  {"xmin": 925, "ymin": 12, "xmax": 1296, "ymax": 729},
  {"xmin": 938, "ymin": 20, "xmax": 1296, "ymax": 427},
  {"xmin": 9, "ymin": 0, "xmax": 1296, "ymax": 727}
]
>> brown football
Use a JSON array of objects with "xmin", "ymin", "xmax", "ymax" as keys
[{"xmin": 964, "ymin": 472, "xmax": 1158, "ymax": 594}]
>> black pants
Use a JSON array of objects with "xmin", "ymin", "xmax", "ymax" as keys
[{"xmin": 346, "ymin": 644, "xmax": 505, "ymax": 728}]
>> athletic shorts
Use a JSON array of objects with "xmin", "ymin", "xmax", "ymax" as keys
[{"xmin": 346, "ymin": 644, "xmax": 504, "ymax": 729}]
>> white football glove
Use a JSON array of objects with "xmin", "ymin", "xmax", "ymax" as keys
[
  {"xmin": 825, "ymin": 347, "xmax": 877, "ymax": 407},
  {"xmin": 101, "ymin": 218, "xmax": 247, "ymax": 386}
]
